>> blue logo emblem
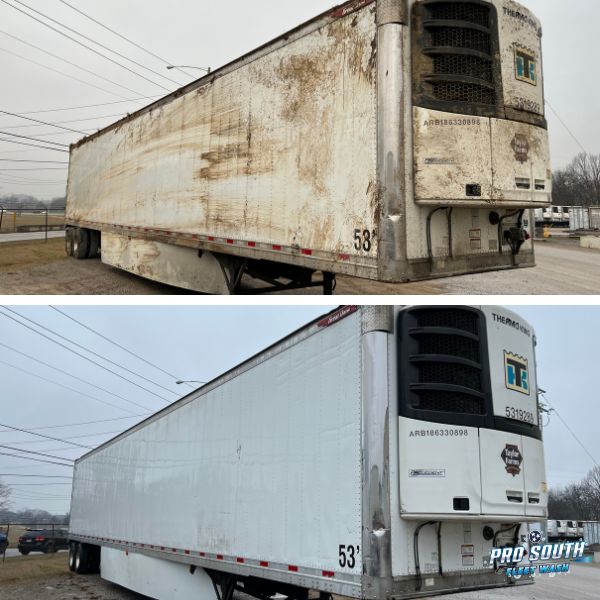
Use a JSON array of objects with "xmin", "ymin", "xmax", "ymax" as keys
[
  {"xmin": 505, "ymin": 351, "xmax": 530, "ymax": 396},
  {"xmin": 529, "ymin": 530, "xmax": 542, "ymax": 544},
  {"xmin": 515, "ymin": 46, "xmax": 537, "ymax": 86}
]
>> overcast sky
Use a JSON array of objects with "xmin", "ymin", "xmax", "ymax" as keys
[
  {"xmin": 0, "ymin": 0, "xmax": 597, "ymax": 200},
  {"xmin": 0, "ymin": 304, "xmax": 597, "ymax": 515}
]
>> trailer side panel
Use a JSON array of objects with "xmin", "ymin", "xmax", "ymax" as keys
[
  {"xmin": 67, "ymin": 5, "xmax": 378, "ymax": 273},
  {"xmin": 70, "ymin": 312, "xmax": 363, "ymax": 588}
]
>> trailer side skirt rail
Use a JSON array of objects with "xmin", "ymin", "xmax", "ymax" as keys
[{"xmin": 69, "ymin": 535, "xmax": 362, "ymax": 599}]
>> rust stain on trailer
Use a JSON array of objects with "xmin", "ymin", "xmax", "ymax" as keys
[{"xmin": 368, "ymin": 180, "xmax": 383, "ymax": 229}]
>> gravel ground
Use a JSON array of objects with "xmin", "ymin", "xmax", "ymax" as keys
[
  {"xmin": 1, "ymin": 238, "xmax": 599, "ymax": 295},
  {"xmin": 0, "ymin": 573, "xmax": 147, "ymax": 600}
]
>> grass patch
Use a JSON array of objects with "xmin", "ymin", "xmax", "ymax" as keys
[
  {"xmin": 0, "ymin": 553, "xmax": 68, "ymax": 584},
  {"xmin": 0, "ymin": 238, "xmax": 66, "ymax": 269}
]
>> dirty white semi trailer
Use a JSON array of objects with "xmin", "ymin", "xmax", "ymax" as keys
[
  {"xmin": 65, "ymin": 0, "xmax": 552, "ymax": 294},
  {"xmin": 68, "ymin": 305, "xmax": 548, "ymax": 600}
]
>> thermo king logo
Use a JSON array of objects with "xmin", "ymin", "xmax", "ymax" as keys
[
  {"xmin": 514, "ymin": 46, "xmax": 537, "ymax": 86},
  {"xmin": 504, "ymin": 352, "xmax": 530, "ymax": 395}
]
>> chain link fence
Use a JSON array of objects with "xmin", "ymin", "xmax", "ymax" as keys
[
  {"xmin": 0, "ymin": 206, "xmax": 65, "ymax": 239},
  {"xmin": 1, "ymin": 522, "xmax": 70, "ymax": 562}
]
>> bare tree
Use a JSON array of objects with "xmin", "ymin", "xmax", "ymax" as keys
[
  {"xmin": 548, "ymin": 466, "xmax": 600, "ymax": 521},
  {"xmin": 552, "ymin": 152, "xmax": 600, "ymax": 207},
  {"xmin": 0, "ymin": 481, "xmax": 11, "ymax": 511}
]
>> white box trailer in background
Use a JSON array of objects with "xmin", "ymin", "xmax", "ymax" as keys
[
  {"xmin": 583, "ymin": 522, "xmax": 600, "ymax": 546},
  {"xmin": 65, "ymin": 0, "xmax": 552, "ymax": 294},
  {"xmin": 68, "ymin": 305, "xmax": 548, "ymax": 600}
]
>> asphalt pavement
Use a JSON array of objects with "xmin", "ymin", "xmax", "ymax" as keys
[
  {"xmin": 2, "ymin": 548, "xmax": 67, "ymax": 558},
  {"xmin": 427, "ymin": 564, "xmax": 598, "ymax": 599},
  {"xmin": 0, "ymin": 231, "xmax": 65, "ymax": 243}
]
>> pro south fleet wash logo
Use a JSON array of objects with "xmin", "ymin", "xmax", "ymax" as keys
[
  {"xmin": 504, "ymin": 351, "xmax": 530, "ymax": 395},
  {"xmin": 490, "ymin": 531, "xmax": 586, "ymax": 578}
]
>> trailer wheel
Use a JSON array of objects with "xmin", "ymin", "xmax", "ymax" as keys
[
  {"xmin": 88, "ymin": 230, "xmax": 101, "ymax": 258},
  {"xmin": 72, "ymin": 228, "xmax": 90, "ymax": 260},
  {"xmin": 75, "ymin": 542, "xmax": 89, "ymax": 574},
  {"xmin": 68, "ymin": 542, "xmax": 77, "ymax": 572},
  {"xmin": 89, "ymin": 545, "xmax": 101, "ymax": 574},
  {"xmin": 65, "ymin": 228, "xmax": 75, "ymax": 257}
]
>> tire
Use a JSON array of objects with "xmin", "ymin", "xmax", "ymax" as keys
[
  {"xmin": 44, "ymin": 542, "xmax": 56, "ymax": 554},
  {"xmin": 75, "ymin": 543, "xmax": 90, "ymax": 574},
  {"xmin": 19, "ymin": 550, "xmax": 30, "ymax": 555},
  {"xmin": 89, "ymin": 545, "xmax": 101, "ymax": 574},
  {"xmin": 72, "ymin": 228, "xmax": 90, "ymax": 260},
  {"xmin": 65, "ymin": 228, "xmax": 75, "ymax": 257},
  {"xmin": 88, "ymin": 230, "xmax": 101, "ymax": 259},
  {"xmin": 68, "ymin": 542, "xmax": 77, "ymax": 572}
]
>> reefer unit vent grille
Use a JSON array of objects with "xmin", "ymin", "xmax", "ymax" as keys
[
  {"xmin": 398, "ymin": 307, "xmax": 492, "ymax": 427},
  {"xmin": 413, "ymin": 0, "xmax": 502, "ymax": 115}
]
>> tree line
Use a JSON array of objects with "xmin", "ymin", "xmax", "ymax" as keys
[
  {"xmin": 553, "ymin": 152, "xmax": 600, "ymax": 207},
  {"xmin": 549, "ymin": 465, "xmax": 600, "ymax": 521},
  {"xmin": 0, "ymin": 482, "xmax": 68, "ymax": 524},
  {"xmin": 0, "ymin": 193, "xmax": 66, "ymax": 211}
]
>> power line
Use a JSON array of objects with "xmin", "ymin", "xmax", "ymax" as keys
[
  {"xmin": 0, "ymin": 474, "xmax": 72, "ymax": 478},
  {"xmin": 540, "ymin": 391, "xmax": 598, "ymax": 468},
  {"xmin": 0, "ymin": 131, "xmax": 68, "ymax": 147},
  {"xmin": 57, "ymin": 0, "xmax": 195, "ymax": 80},
  {"xmin": 0, "ymin": 446, "xmax": 73, "ymax": 463},
  {"xmin": 0, "ymin": 180, "xmax": 65, "ymax": 186},
  {"xmin": 0, "ymin": 174, "xmax": 65, "ymax": 183},
  {"xmin": 0, "ymin": 346, "xmax": 146, "ymax": 414},
  {"xmin": 51, "ymin": 307, "xmax": 194, "ymax": 389},
  {"xmin": 0, "ymin": 451, "xmax": 72, "ymax": 467},
  {"xmin": 545, "ymin": 100, "xmax": 588, "ymax": 155},
  {"xmin": 0, "ymin": 423, "xmax": 93, "ymax": 450},
  {"xmin": 0, "ymin": 137, "xmax": 72, "ymax": 152},
  {"xmin": 0, "ymin": 414, "xmax": 147, "ymax": 433},
  {"xmin": 0, "ymin": 159, "xmax": 68, "ymax": 164},
  {"xmin": 19, "ymin": 96, "xmax": 162, "ymax": 115},
  {"xmin": 5, "ymin": 481, "xmax": 73, "ymax": 487},
  {"xmin": 0, "ymin": 29, "xmax": 149, "ymax": 98},
  {"xmin": 2, "ymin": 0, "xmax": 173, "ymax": 92},
  {"xmin": 2, "ymin": 129, "xmax": 93, "ymax": 138},
  {"xmin": 0, "ymin": 110, "xmax": 85, "ymax": 135},
  {"xmin": 0, "ymin": 307, "xmax": 172, "ymax": 404},
  {"xmin": 10, "ymin": 491, "xmax": 71, "ymax": 499},
  {"xmin": 1, "ymin": 112, "xmax": 127, "ymax": 130},
  {"xmin": 12, "ymin": 0, "xmax": 182, "ymax": 88},
  {"xmin": 8, "ymin": 488, "xmax": 71, "ymax": 497},
  {"xmin": 7, "ymin": 430, "xmax": 124, "ymax": 446},
  {"xmin": 0, "ymin": 45, "xmax": 131, "ymax": 100},
  {"xmin": 2, "ymin": 307, "xmax": 178, "ymax": 400}
]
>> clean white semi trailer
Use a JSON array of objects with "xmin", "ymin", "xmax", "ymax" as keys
[
  {"xmin": 68, "ymin": 305, "xmax": 548, "ymax": 599},
  {"xmin": 65, "ymin": 0, "xmax": 552, "ymax": 294}
]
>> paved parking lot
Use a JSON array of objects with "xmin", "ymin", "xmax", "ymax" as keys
[{"xmin": 441, "ymin": 564, "xmax": 598, "ymax": 599}]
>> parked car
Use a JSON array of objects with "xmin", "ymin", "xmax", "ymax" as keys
[
  {"xmin": 0, "ymin": 532, "xmax": 7, "ymax": 553},
  {"xmin": 18, "ymin": 528, "xmax": 69, "ymax": 554}
]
